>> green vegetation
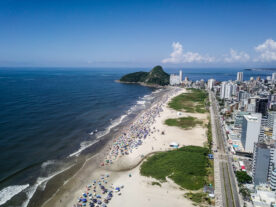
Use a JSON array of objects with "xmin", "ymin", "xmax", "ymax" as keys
[
  {"xmin": 185, "ymin": 192, "xmax": 211, "ymax": 205},
  {"xmin": 168, "ymin": 89, "xmax": 208, "ymax": 113},
  {"xmin": 119, "ymin": 71, "xmax": 148, "ymax": 82},
  {"xmin": 140, "ymin": 146, "xmax": 209, "ymax": 190},
  {"xmin": 165, "ymin": 116, "xmax": 203, "ymax": 129},
  {"xmin": 151, "ymin": 181, "xmax": 161, "ymax": 187},
  {"xmin": 206, "ymin": 118, "xmax": 212, "ymax": 153},
  {"xmin": 119, "ymin": 65, "xmax": 170, "ymax": 86},
  {"xmin": 236, "ymin": 170, "xmax": 252, "ymax": 184},
  {"xmin": 239, "ymin": 186, "xmax": 251, "ymax": 201},
  {"xmin": 205, "ymin": 117, "xmax": 214, "ymax": 186}
]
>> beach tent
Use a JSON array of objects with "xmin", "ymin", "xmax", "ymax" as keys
[{"xmin": 169, "ymin": 142, "xmax": 179, "ymax": 148}]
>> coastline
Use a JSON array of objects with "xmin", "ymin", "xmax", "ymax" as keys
[
  {"xmin": 115, "ymin": 80, "xmax": 165, "ymax": 88},
  {"xmin": 40, "ymin": 87, "xmax": 209, "ymax": 207}
]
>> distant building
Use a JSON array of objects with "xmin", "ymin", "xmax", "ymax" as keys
[
  {"xmin": 225, "ymin": 83, "xmax": 233, "ymax": 99},
  {"xmin": 207, "ymin": 79, "xmax": 215, "ymax": 90},
  {"xmin": 237, "ymin": 72, "xmax": 243, "ymax": 82},
  {"xmin": 272, "ymin": 73, "xmax": 276, "ymax": 82},
  {"xmin": 170, "ymin": 74, "xmax": 180, "ymax": 85},
  {"xmin": 241, "ymin": 114, "xmax": 262, "ymax": 152},
  {"xmin": 232, "ymin": 84, "xmax": 238, "ymax": 96},
  {"xmin": 220, "ymin": 81, "xmax": 227, "ymax": 99},
  {"xmin": 238, "ymin": 90, "xmax": 250, "ymax": 101},
  {"xmin": 169, "ymin": 70, "xmax": 183, "ymax": 85},
  {"xmin": 179, "ymin": 70, "xmax": 182, "ymax": 83}
]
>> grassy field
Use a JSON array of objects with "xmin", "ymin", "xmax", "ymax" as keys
[
  {"xmin": 165, "ymin": 116, "xmax": 203, "ymax": 129},
  {"xmin": 184, "ymin": 192, "xmax": 211, "ymax": 205},
  {"xmin": 140, "ymin": 146, "xmax": 209, "ymax": 190},
  {"xmin": 168, "ymin": 88, "xmax": 208, "ymax": 113}
]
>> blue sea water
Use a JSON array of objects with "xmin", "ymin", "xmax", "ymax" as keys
[{"xmin": 0, "ymin": 67, "xmax": 272, "ymax": 206}]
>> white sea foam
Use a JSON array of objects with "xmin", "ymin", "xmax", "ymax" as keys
[
  {"xmin": 95, "ymin": 114, "xmax": 127, "ymax": 139},
  {"xmin": 68, "ymin": 140, "xmax": 99, "ymax": 158},
  {"xmin": 0, "ymin": 184, "xmax": 29, "ymax": 205},
  {"xmin": 137, "ymin": 100, "xmax": 146, "ymax": 105},
  {"xmin": 41, "ymin": 160, "xmax": 56, "ymax": 169},
  {"xmin": 142, "ymin": 94, "xmax": 154, "ymax": 100},
  {"xmin": 22, "ymin": 165, "xmax": 73, "ymax": 207}
]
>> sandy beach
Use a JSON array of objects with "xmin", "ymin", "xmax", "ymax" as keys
[{"xmin": 42, "ymin": 87, "xmax": 209, "ymax": 207}]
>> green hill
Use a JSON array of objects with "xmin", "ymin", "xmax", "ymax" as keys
[{"xmin": 119, "ymin": 65, "xmax": 169, "ymax": 86}]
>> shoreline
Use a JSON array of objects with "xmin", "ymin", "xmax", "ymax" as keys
[
  {"xmin": 42, "ymin": 87, "xmax": 209, "ymax": 207},
  {"xmin": 115, "ymin": 80, "xmax": 165, "ymax": 88},
  {"xmin": 40, "ymin": 87, "xmax": 177, "ymax": 207}
]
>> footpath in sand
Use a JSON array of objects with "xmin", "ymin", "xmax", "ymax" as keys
[{"xmin": 107, "ymin": 88, "xmax": 209, "ymax": 207}]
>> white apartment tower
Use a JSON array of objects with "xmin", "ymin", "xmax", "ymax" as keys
[
  {"xmin": 225, "ymin": 83, "xmax": 233, "ymax": 99},
  {"xmin": 220, "ymin": 81, "xmax": 227, "ymax": 99},
  {"xmin": 207, "ymin": 79, "xmax": 215, "ymax": 90},
  {"xmin": 241, "ymin": 114, "xmax": 262, "ymax": 152},
  {"xmin": 179, "ymin": 70, "xmax": 183, "ymax": 83},
  {"xmin": 237, "ymin": 72, "xmax": 244, "ymax": 82},
  {"xmin": 272, "ymin": 73, "xmax": 276, "ymax": 82}
]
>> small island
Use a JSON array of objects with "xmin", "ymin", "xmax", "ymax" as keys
[{"xmin": 118, "ymin": 65, "xmax": 170, "ymax": 87}]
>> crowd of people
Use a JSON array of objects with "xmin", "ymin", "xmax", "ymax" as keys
[
  {"xmin": 73, "ymin": 88, "xmax": 181, "ymax": 207},
  {"xmin": 74, "ymin": 174, "xmax": 124, "ymax": 207},
  {"xmin": 103, "ymin": 88, "xmax": 181, "ymax": 166}
]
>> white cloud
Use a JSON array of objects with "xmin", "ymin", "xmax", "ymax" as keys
[
  {"xmin": 162, "ymin": 42, "xmax": 215, "ymax": 64},
  {"xmin": 254, "ymin": 39, "xmax": 276, "ymax": 62},
  {"xmin": 224, "ymin": 49, "xmax": 250, "ymax": 63}
]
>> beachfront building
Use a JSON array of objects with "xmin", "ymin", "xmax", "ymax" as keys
[
  {"xmin": 170, "ymin": 74, "xmax": 180, "ymax": 85},
  {"xmin": 268, "ymin": 112, "xmax": 276, "ymax": 140},
  {"xmin": 220, "ymin": 81, "xmax": 227, "ymax": 99},
  {"xmin": 225, "ymin": 83, "xmax": 233, "ymax": 99},
  {"xmin": 237, "ymin": 72, "xmax": 243, "ymax": 82},
  {"xmin": 270, "ymin": 169, "xmax": 276, "ymax": 190},
  {"xmin": 241, "ymin": 114, "xmax": 262, "ymax": 152},
  {"xmin": 208, "ymin": 79, "xmax": 215, "ymax": 90},
  {"xmin": 252, "ymin": 143, "xmax": 271, "ymax": 185},
  {"xmin": 273, "ymin": 73, "xmax": 276, "ymax": 82},
  {"xmin": 256, "ymin": 98, "xmax": 269, "ymax": 117},
  {"xmin": 251, "ymin": 184, "xmax": 276, "ymax": 206},
  {"xmin": 169, "ymin": 70, "xmax": 183, "ymax": 85},
  {"xmin": 252, "ymin": 142, "xmax": 276, "ymax": 187}
]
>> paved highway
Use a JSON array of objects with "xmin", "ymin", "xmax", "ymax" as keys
[{"xmin": 210, "ymin": 91, "xmax": 240, "ymax": 207}]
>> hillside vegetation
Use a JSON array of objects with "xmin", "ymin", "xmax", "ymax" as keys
[{"xmin": 119, "ymin": 65, "xmax": 169, "ymax": 86}]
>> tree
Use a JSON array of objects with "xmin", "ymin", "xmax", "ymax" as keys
[{"xmin": 236, "ymin": 171, "xmax": 252, "ymax": 184}]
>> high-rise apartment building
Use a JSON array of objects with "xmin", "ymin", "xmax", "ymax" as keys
[
  {"xmin": 237, "ymin": 72, "xmax": 244, "ymax": 82},
  {"xmin": 241, "ymin": 114, "xmax": 262, "ymax": 152}
]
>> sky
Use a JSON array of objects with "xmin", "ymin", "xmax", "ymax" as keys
[{"xmin": 0, "ymin": 0, "xmax": 276, "ymax": 68}]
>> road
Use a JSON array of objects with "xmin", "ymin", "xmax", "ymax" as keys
[{"xmin": 209, "ymin": 91, "xmax": 240, "ymax": 207}]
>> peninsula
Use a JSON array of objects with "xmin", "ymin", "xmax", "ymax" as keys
[{"xmin": 119, "ymin": 65, "xmax": 170, "ymax": 86}]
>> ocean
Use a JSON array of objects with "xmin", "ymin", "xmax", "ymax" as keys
[{"xmin": 0, "ymin": 67, "xmax": 273, "ymax": 206}]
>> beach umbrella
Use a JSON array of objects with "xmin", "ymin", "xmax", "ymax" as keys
[{"xmin": 82, "ymin": 198, "xmax": 87, "ymax": 202}]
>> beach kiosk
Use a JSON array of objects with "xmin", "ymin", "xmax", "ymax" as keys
[{"xmin": 169, "ymin": 142, "xmax": 179, "ymax": 149}]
